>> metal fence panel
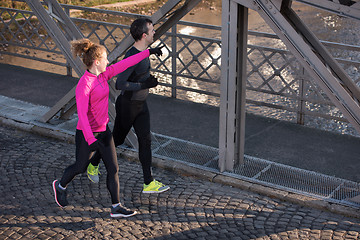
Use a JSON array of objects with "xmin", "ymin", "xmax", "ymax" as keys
[
  {"xmin": 2, "ymin": 4, "xmax": 360, "ymax": 136},
  {"xmin": 1, "ymin": 2, "xmax": 360, "ymax": 208}
]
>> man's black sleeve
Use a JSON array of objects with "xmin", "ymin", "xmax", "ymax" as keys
[{"xmin": 115, "ymin": 50, "xmax": 142, "ymax": 91}]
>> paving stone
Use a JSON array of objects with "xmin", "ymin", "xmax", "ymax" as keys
[{"xmin": 1, "ymin": 125, "xmax": 360, "ymax": 239}]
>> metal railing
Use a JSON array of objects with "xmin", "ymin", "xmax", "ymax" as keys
[
  {"xmin": 2, "ymin": 1, "xmax": 360, "ymax": 208},
  {"xmin": 1, "ymin": 3, "xmax": 360, "ymax": 136}
]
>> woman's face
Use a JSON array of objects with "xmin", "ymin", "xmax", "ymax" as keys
[{"xmin": 97, "ymin": 50, "xmax": 109, "ymax": 73}]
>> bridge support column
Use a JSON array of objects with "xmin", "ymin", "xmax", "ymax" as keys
[{"xmin": 219, "ymin": 0, "xmax": 248, "ymax": 172}]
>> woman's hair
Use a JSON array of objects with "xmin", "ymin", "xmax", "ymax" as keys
[{"xmin": 70, "ymin": 38, "xmax": 105, "ymax": 68}]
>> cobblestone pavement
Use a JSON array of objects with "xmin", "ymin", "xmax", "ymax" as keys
[{"xmin": 1, "ymin": 125, "xmax": 360, "ymax": 240}]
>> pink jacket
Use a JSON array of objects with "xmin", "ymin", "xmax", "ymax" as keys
[{"xmin": 76, "ymin": 49, "xmax": 150, "ymax": 145}]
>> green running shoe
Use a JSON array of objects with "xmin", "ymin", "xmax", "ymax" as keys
[
  {"xmin": 142, "ymin": 179, "xmax": 170, "ymax": 193},
  {"xmin": 87, "ymin": 163, "xmax": 100, "ymax": 183}
]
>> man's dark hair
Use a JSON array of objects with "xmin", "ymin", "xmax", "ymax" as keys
[{"xmin": 130, "ymin": 18, "xmax": 153, "ymax": 41}]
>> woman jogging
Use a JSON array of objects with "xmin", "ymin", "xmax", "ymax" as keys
[{"xmin": 52, "ymin": 38, "xmax": 162, "ymax": 218}]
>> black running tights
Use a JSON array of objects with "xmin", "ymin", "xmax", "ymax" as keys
[
  {"xmin": 60, "ymin": 126, "xmax": 120, "ymax": 204},
  {"xmin": 90, "ymin": 95, "xmax": 153, "ymax": 185}
]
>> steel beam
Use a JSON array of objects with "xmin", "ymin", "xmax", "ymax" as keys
[
  {"xmin": 235, "ymin": 6, "xmax": 248, "ymax": 169},
  {"xmin": 219, "ymin": 0, "xmax": 248, "ymax": 172},
  {"xmin": 24, "ymin": 0, "xmax": 85, "ymax": 123},
  {"xmin": 219, "ymin": 0, "xmax": 231, "ymax": 172},
  {"xmin": 107, "ymin": 0, "xmax": 184, "ymax": 63},
  {"xmin": 24, "ymin": 0, "xmax": 84, "ymax": 76},
  {"xmin": 152, "ymin": 0, "xmax": 202, "ymax": 42},
  {"xmin": 45, "ymin": 0, "xmax": 83, "ymax": 40},
  {"xmin": 221, "ymin": 0, "xmax": 360, "ymax": 171},
  {"xmin": 26, "ymin": 0, "xmax": 201, "ymax": 150},
  {"xmin": 107, "ymin": 0, "xmax": 201, "ymax": 149},
  {"xmin": 281, "ymin": 1, "xmax": 360, "ymax": 103},
  {"xmin": 251, "ymin": 0, "xmax": 360, "ymax": 133},
  {"xmin": 295, "ymin": 0, "xmax": 360, "ymax": 21}
]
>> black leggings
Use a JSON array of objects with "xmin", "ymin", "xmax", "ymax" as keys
[
  {"xmin": 60, "ymin": 126, "xmax": 120, "ymax": 204},
  {"xmin": 91, "ymin": 94, "xmax": 153, "ymax": 184}
]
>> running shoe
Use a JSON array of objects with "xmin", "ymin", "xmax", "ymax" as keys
[
  {"xmin": 52, "ymin": 180, "xmax": 68, "ymax": 207},
  {"xmin": 87, "ymin": 163, "xmax": 100, "ymax": 183},
  {"xmin": 110, "ymin": 204, "xmax": 137, "ymax": 218},
  {"xmin": 142, "ymin": 179, "xmax": 170, "ymax": 193}
]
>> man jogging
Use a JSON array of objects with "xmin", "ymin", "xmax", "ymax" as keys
[{"xmin": 88, "ymin": 17, "xmax": 170, "ymax": 194}]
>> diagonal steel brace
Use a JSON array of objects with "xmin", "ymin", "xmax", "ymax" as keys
[{"xmin": 24, "ymin": 0, "xmax": 85, "ymax": 123}]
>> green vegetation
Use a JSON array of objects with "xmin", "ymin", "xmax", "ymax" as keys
[
  {"xmin": 0, "ymin": 0, "xmax": 132, "ymax": 9},
  {"xmin": 55, "ymin": 0, "xmax": 132, "ymax": 7},
  {"xmin": 0, "ymin": 0, "xmax": 133, "ymax": 20}
]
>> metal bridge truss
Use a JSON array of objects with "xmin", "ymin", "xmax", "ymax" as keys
[
  {"xmin": 220, "ymin": 0, "xmax": 360, "ymax": 173},
  {"xmin": 3, "ymin": 0, "xmax": 360, "ymax": 207},
  {"xmin": 12, "ymin": 0, "xmax": 360, "ymax": 172},
  {"xmin": 23, "ymin": 0, "xmax": 201, "ymax": 148}
]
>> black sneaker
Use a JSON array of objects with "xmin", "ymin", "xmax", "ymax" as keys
[
  {"xmin": 52, "ymin": 180, "xmax": 68, "ymax": 207},
  {"xmin": 110, "ymin": 204, "xmax": 137, "ymax": 218}
]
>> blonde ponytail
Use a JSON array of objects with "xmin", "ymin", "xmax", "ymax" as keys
[{"xmin": 70, "ymin": 38, "xmax": 105, "ymax": 68}]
